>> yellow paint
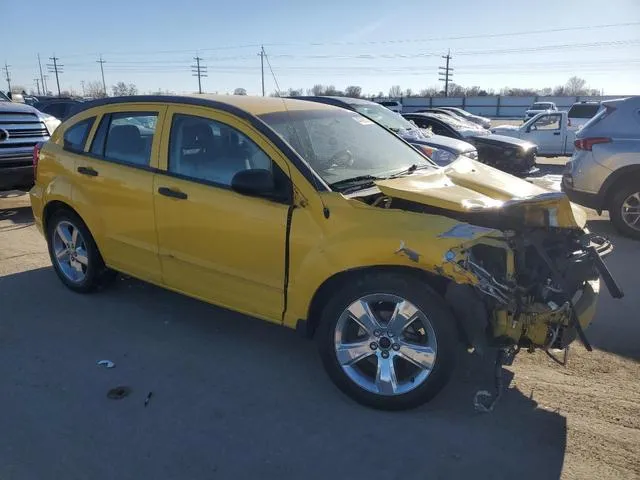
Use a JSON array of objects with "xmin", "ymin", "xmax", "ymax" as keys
[{"xmin": 30, "ymin": 95, "xmax": 600, "ymax": 341}]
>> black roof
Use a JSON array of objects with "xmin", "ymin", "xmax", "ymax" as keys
[{"xmin": 291, "ymin": 96, "xmax": 378, "ymax": 109}]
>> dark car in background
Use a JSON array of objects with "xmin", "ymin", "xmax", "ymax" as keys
[
  {"xmin": 34, "ymin": 98, "xmax": 83, "ymax": 120},
  {"xmin": 403, "ymin": 112, "xmax": 538, "ymax": 175},
  {"xmin": 294, "ymin": 96, "xmax": 478, "ymax": 166}
]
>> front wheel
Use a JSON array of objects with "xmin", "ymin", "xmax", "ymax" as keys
[{"xmin": 317, "ymin": 273, "xmax": 457, "ymax": 410}]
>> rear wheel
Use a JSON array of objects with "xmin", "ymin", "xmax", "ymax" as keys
[
  {"xmin": 609, "ymin": 182, "xmax": 640, "ymax": 240},
  {"xmin": 46, "ymin": 210, "xmax": 114, "ymax": 292},
  {"xmin": 317, "ymin": 273, "xmax": 457, "ymax": 410}
]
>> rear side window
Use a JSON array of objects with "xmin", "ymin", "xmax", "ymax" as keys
[
  {"xmin": 63, "ymin": 117, "xmax": 95, "ymax": 153},
  {"xmin": 90, "ymin": 112, "xmax": 158, "ymax": 167},
  {"xmin": 568, "ymin": 104, "xmax": 601, "ymax": 119}
]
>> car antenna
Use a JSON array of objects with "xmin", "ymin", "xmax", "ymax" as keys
[{"xmin": 263, "ymin": 47, "xmax": 331, "ymax": 219}]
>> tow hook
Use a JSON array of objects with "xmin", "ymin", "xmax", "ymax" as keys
[{"xmin": 473, "ymin": 346, "xmax": 519, "ymax": 413}]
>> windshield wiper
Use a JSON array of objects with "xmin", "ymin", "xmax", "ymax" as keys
[
  {"xmin": 385, "ymin": 164, "xmax": 431, "ymax": 179},
  {"xmin": 330, "ymin": 175, "xmax": 382, "ymax": 193}
]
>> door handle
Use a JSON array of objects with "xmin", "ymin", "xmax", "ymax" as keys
[
  {"xmin": 158, "ymin": 187, "xmax": 188, "ymax": 200},
  {"xmin": 553, "ymin": 132, "xmax": 561, "ymax": 136},
  {"xmin": 77, "ymin": 166, "xmax": 98, "ymax": 177}
]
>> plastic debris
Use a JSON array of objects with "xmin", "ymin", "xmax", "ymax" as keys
[
  {"xmin": 107, "ymin": 386, "xmax": 131, "ymax": 400},
  {"xmin": 97, "ymin": 360, "xmax": 115, "ymax": 369}
]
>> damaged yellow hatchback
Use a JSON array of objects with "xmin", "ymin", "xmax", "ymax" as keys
[{"xmin": 30, "ymin": 95, "xmax": 623, "ymax": 410}]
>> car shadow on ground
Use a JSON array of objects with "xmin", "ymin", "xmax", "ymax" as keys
[
  {"xmin": 584, "ymin": 219, "xmax": 640, "ymax": 360},
  {"xmin": 0, "ymin": 267, "xmax": 567, "ymax": 480}
]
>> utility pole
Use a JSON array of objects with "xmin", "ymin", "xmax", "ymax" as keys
[
  {"xmin": 438, "ymin": 50, "xmax": 453, "ymax": 97},
  {"xmin": 97, "ymin": 55, "xmax": 107, "ymax": 96},
  {"xmin": 47, "ymin": 55, "xmax": 63, "ymax": 96},
  {"xmin": 81, "ymin": 80, "xmax": 85, "ymax": 96},
  {"xmin": 191, "ymin": 55, "xmax": 207, "ymax": 94},
  {"xmin": 37, "ymin": 54, "xmax": 46, "ymax": 95},
  {"xmin": 2, "ymin": 62, "xmax": 11, "ymax": 92},
  {"xmin": 34, "ymin": 78, "xmax": 41, "ymax": 95},
  {"xmin": 43, "ymin": 75, "xmax": 49, "ymax": 95},
  {"xmin": 259, "ymin": 46, "xmax": 265, "ymax": 96}
]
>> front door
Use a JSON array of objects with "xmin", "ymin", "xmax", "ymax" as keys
[
  {"xmin": 526, "ymin": 113, "xmax": 564, "ymax": 155},
  {"xmin": 153, "ymin": 106, "xmax": 292, "ymax": 322},
  {"xmin": 74, "ymin": 106, "xmax": 166, "ymax": 283}
]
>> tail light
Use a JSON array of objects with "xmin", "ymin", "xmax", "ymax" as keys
[
  {"xmin": 574, "ymin": 137, "xmax": 611, "ymax": 151},
  {"xmin": 33, "ymin": 142, "xmax": 43, "ymax": 178}
]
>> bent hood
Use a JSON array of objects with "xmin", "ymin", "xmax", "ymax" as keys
[{"xmin": 374, "ymin": 157, "xmax": 586, "ymax": 229}]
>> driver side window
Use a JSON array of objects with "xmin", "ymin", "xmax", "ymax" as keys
[
  {"xmin": 168, "ymin": 114, "xmax": 273, "ymax": 187},
  {"xmin": 531, "ymin": 114, "xmax": 561, "ymax": 131}
]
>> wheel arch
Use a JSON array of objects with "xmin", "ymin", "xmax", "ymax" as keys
[
  {"xmin": 303, "ymin": 265, "xmax": 451, "ymax": 338},
  {"xmin": 600, "ymin": 164, "xmax": 640, "ymax": 208}
]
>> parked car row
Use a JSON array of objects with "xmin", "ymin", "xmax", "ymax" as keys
[{"xmin": 28, "ymin": 94, "xmax": 623, "ymax": 411}]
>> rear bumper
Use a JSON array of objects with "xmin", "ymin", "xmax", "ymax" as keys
[
  {"xmin": 561, "ymin": 176, "xmax": 604, "ymax": 210},
  {"xmin": 0, "ymin": 165, "xmax": 33, "ymax": 191}
]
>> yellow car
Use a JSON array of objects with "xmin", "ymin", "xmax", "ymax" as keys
[{"xmin": 30, "ymin": 95, "xmax": 621, "ymax": 410}]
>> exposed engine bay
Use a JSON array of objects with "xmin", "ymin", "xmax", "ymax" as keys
[{"xmin": 357, "ymin": 190, "xmax": 623, "ymax": 355}]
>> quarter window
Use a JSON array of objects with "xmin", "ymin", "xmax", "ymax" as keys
[
  {"xmin": 100, "ymin": 112, "xmax": 158, "ymax": 166},
  {"xmin": 63, "ymin": 117, "xmax": 95, "ymax": 153},
  {"xmin": 168, "ymin": 114, "xmax": 275, "ymax": 187}
]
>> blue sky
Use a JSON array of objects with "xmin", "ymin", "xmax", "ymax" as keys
[{"xmin": 3, "ymin": 0, "xmax": 639, "ymax": 96}]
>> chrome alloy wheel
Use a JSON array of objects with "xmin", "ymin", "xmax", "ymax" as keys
[
  {"xmin": 621, "ymin": 192, "xmax": 640, "ymax": 232},
  {"xmin": 334, "ymin": 294, "xmax": 437, "ymax": 396},
  {"xmin": 52, "ymin": 220, "xmax": 89, "ymax": 283}
]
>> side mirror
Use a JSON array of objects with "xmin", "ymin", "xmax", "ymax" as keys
[{"xmin": 231, "ymin": 169, "xmax": 275, "ymax": 198}]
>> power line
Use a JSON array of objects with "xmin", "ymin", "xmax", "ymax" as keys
[
  {"xmin": 47, "ymin": 55, "xmax": 63, "ymax": 95},
  {"xmin": 191, "ymin": 55, "xmax": 207, "ymax": 94},
  {"xmin": 439, "ymin": 50, "xmax": 453, "ymax": 96},
  {"xmin": 2, "ymin": 62, "xmax": 11, "ymax": 92},
  {"xmin": 37, "ymin": 54, "xmax": 45, "ymax": 95},
  {"xmin": 97, "ymin": 55, "xmax": 107, "ymax": 96},
  {"xmin": 259, "ymin": 46, "xmax": 265, "ymax": 96}
]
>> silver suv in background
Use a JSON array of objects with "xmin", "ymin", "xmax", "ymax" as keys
[
  {"xmin": 562, "ymin": 96, "xmax": 640, "ymax": 239},
  {"xmin": 524, "ymin": 101, "xmax": 557, "ymax": 120}
]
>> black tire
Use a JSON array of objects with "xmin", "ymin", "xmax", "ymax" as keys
[
  {"xmin": 609, "ymin": 182, "xmax": 640, "ymax": 240},
  {"xmin": 317, "ymin": 273, "xmax": 458, "ymax": 410},
  {"xmin": 46, "ymin": 209, "xmax": 115, "ymax": 293}
]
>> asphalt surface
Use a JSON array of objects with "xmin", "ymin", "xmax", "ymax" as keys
[{"xmin": 0, "ymin": 164, "xmax": 638, "ymax": 479}]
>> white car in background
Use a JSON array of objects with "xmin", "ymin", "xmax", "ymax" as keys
[
  {"xmin": 524, "ymin": 101, "xmax": 557, "ymax": 120},
  {"xmin": 376, "ymin": 100, "xmax": 402, "ymax": 113}
]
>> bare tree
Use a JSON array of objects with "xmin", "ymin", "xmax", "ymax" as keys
[
  {"xmin": 388, "ymin": 85, "xmax": 403, "ymax": 98},
  {"xmin": 233, "ymin": 87, "xmax": 247, "ymax": 95},
  {"xmin": 552, "ymin": 85, "xmax": 567, "ymax": 96},
  {"xmin": 286, "ymin": 88, "xmax": 304, "ymax": 96},
  {"xmin": 344, "ymin": 85, "xmax": 362, "ymax": 98},
  {"xmin": 309, "ymin": 84, "xmax": 325, "ymax": 96},
  {"xmin": 565, "ymin": 76, "xmax": 587, "ymax": 95},
  {"xmin": 324, "ymin": 85, "xmax": 342, "ymax": 95},
  {"xmin": 10, "ymin": 85, "xmax": 28, "ymax": 94},
  {"xmin": 85, "ymin": 80, "xmax": 107, "ymax": 98},
  {"xmin": 447, "ymin": 83, "xmax": 466, "ymax": 96},
  {"xmin": 111, "ymin": 82, "xmax": 138, "ymax": 96},
  {"xmin": 404, "ymin": 88, "xmax": 413, "ymax": 97},
  {"xmin": 419, "ymin": 87, "xmax": 439, "ymax": 97}
]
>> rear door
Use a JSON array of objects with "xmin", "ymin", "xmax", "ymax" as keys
[
  {"xmin": 153, "ymin": 105, "xmax": 292, "ymax": 322},
  {"xmin": 525, "ymin": 113, "xmax": 565, "ymax": 155},
  {"xmin": 74, "ymin": 104, "xmax": 167, "ymax": 283}
]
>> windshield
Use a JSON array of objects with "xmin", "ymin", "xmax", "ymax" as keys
[
  {"xmin": 430, "ymin": 113, "xmax": 488, "ymax": 137},
  {"xmin": 352, "ymin": 103, "xmax": 413, "ymax": 132},
  {"xmin": 444, "ymin": 107, "xmax": 470, "ymax": 117},
  {"xmin": 260, "ymin": 109, "xmax": 435, "ymax": 190},
  {"xmin": 531, "ymin": 103, "xmax": 553, "ymax": 110}
]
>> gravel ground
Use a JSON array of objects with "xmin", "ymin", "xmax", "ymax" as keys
[{"xmin": 0, "ymin": 177, "xmax": 638, "ymax": 480}]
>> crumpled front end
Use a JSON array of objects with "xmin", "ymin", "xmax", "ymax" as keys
[{"xmin": 442, "ymin": 227, "xmax": 618, "ymax": 355}]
